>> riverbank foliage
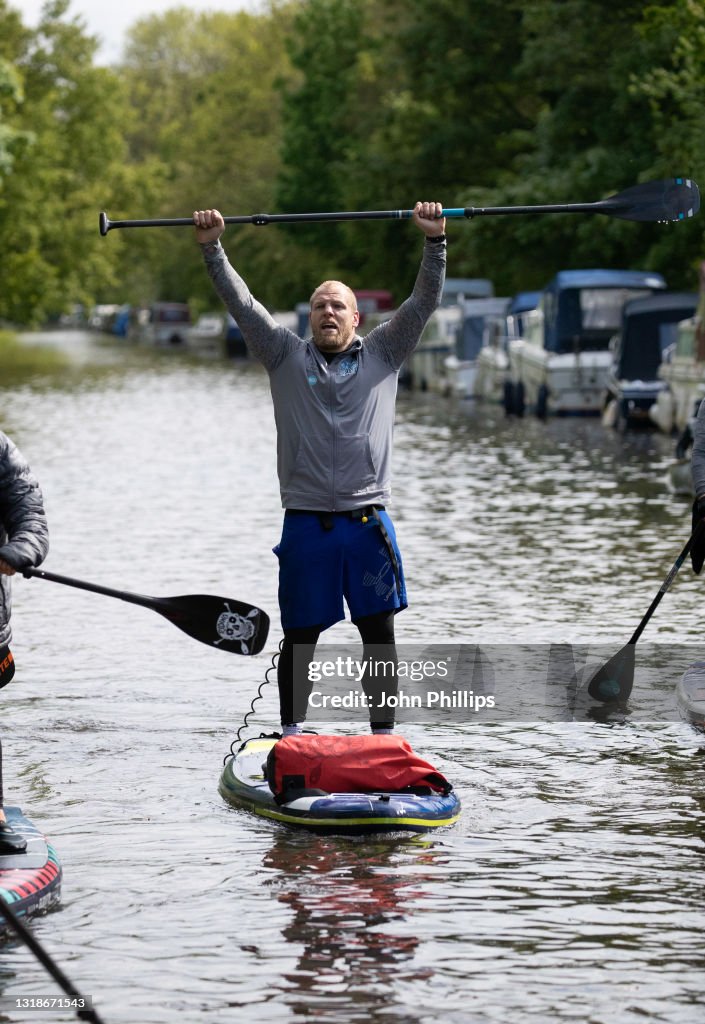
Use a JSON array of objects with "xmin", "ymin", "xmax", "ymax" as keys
[
  {"xmin": 0, "ymin": 329, "xmax": 69, "ymax": 381},
  {"xmin": 1, "ymin": 0, "xmax": 704, "ymax": 322}
]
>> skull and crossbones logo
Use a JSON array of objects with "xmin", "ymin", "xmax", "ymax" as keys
[{"xmin": 215, "ymin": 604, "xmax": 259, "ymax": 654}]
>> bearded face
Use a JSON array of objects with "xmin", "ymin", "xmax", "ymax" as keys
[{"xmin": 309, "ymin": 282, "xmax": 360, "ymax": 353}]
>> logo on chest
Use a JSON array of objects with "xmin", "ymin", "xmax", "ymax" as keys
[{"xmin": 337, "ymin": 355, "xmax": 359, "ymax": 378}]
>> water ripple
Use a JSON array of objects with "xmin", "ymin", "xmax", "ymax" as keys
[{"xmin": 0, "ymin": 334, "xmax": 703, "ymax": 1022}]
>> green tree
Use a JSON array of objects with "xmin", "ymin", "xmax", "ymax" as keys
[
  {"xmin": 118, "ymin": 3, "xmax": 298, "ymax": 310},
  {"xmin": 0, "ymin": 0, "xmax": 137, "ymax": 324},
  {"xmin": 275, "ymin": 0, "xmax": 534, "ymax": 300},
  {"xmin": 628, "ymin": 0, "xmax": 705, "ymax": 284},
  {"xmin": 455, "ymin": 0, "xmax": 705, "ymax": 294},
  {"xmin": 0, "ymin": 56, "xmax": 29, "ymax": 177}
]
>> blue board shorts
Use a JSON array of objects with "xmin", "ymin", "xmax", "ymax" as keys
[{"xmin": 274, "ymin": 509, "xmax": 408, "ymax": 631}]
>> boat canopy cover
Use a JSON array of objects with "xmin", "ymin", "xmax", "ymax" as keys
[
  {"xmin": 540, "ymin": 269, "xmax": 667, "ymax": 353},
  {"xmin": 456, "ymin": 297, "xmax": 510, "ymax": 360},
  {"xmin": 509, "ymin": 290, "xmax": 541, "ymax": 315},
  {"xmin": 441, "ymin": 277, "xmax": 494, "ymax": 305},
  {"xmin": 614, "ymin": 291, "xmax": 698, "ymax": 381}
]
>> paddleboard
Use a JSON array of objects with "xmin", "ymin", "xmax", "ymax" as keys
[
  {"xmin": 676, "ymin": 662, "xmax": 705, "ymax": 731},
  {"xmin": 219, "ymin": 736, "xmax": 461, "ymax": 835},
  {"xmin": 0, "ymin": 807, "xmax": 62, "ymax": 926}
]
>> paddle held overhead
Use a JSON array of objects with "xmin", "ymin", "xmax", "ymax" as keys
[{"xmin": 99, "ymin": 178, "xmax": 699, "ymax": 235}]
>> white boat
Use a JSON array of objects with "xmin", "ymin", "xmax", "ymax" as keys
[
  {"xmin": 188, "ymin": 313, "xmax": 225, "ymax": 354},
  {"xmin": 649, "ymin": 316, "xmax": 705, "ymax": 433},
  {"xmin": 132, "ymin": 302, "xmax": 191, "ymax": 347},
  {"xmin": 603, "ymin": 292, "xmax": 697, "ymax": 430},
  {"xmin": 441, "ymin": 277, "xmax": 494, "ymax": 304},
  {"xmin": 506, "ymin": 270, "xmax": 666, "ymax": 417},
  {"xmin": 474, "ymin": 291, "xmax": 540, "ymax": 405},
  {"xmin": 443, "ymin": 297, "xmax": 510, "ymax": 398},
  {"xmin": 403, "ymin": 278, "xmax": 498, "ymax": 395},
  {"xmin": 406, "ymin": 305, "xmax": 463, "ymax": 394}
]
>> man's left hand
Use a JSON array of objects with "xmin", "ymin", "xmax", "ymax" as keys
[{"xmin": 413, "ymin": 201, "xmax": 445, "ymax": 237}]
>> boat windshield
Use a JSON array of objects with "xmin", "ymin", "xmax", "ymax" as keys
[
  {"xmin": 580, "ymin": 288, "xmax": 652, "ymax": 330},
  {"xmin": 554, "ymin": 287, "xmax": 653, "ymax": 352}
]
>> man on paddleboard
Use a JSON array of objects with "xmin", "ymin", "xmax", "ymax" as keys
[
  {"xmin": 0, "ymin": 431, "xmax": 49, "ymax": 853},
  {"xmin": 194, "ymin": 203, "xmax": 446, "ymax": 735}
]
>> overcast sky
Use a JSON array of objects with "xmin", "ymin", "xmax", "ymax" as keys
[{"xmin": 11, "ymin": 0, "xmax": 264, "ymax": 64}]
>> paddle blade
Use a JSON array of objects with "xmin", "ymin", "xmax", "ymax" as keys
[
  {"xmin": 587, "ymin": 644, "xmax": 635, "ymax": 703},
  {"xmin": 154, "ymin": 595, "xmax": 269, "ymax": 655},
  {"xmin": 600, "ymin": 177, "xmax": 700, "ymax": 222}
]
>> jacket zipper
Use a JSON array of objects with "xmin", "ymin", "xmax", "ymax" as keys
[{"xmin": 329, "ymin": 362, "xmax": 337, "ymax": 510}]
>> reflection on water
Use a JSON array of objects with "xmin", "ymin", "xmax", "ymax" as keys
[
  {"xmin": 0, "ymin": 330, "xmax": 703, "ymax": 1023},
  {"xmin": 262, "ymin": 835, "xmax": 435, "ymax": 1022}
]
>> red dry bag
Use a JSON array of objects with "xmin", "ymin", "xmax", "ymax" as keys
[{"xmin": 265, "ymin": 734, "xmax": 452, "ymax": 803}]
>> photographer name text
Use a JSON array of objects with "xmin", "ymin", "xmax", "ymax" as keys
[{"xmin": 308, "ymin": 690, "xmax": 495, "ymax": 711}]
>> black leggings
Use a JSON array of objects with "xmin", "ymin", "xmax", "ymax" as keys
[{"xmin": 277, "ymin": 610, "xmax": 397, "ymax": 729}]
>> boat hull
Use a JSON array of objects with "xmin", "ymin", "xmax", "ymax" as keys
[
  {"xmin": 508, "ymin": 341, "xmax": 612, "ymax": 415},
  {"xmin": 474, "ymin": 347, "xmax": 508, "ymax": 404},
  {"xmin": 219, "ymin": 737, "xmax": 461, "ymax": 836}
]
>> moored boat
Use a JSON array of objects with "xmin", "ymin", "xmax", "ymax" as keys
[
  {"xmin": 405, "ymin": 305, "xmax": 463, "ymax": 394},
  {"xmin": 650, "ymin": 260, "xmax": 705, "ymax": 433},
  {"xmin": 219, "ymin": 736, "xmax": 461, "ymax": 836},
  {"xmin": 649, "ymin": 317, "xmax": 705, "ymax": 434},
  {"xmin": 188, "ymin": 312, "xmax": 225, "ymax": 354},
  {"xmin": 506, "ymin": 269, "xmax": 666, "ymax": 417},
  {"xmin": 443, "ymin": 296, "xmax": 510, "ymax": 398},
  {"xmin": 404, "ymin": 278, "xmax": 497, "ymax": 395},
  {"xmin": 603, "ymin": 292, "xmax": 697, "ymax": 430},
  {"xmin": 474, "ymin": 290, "xmax": 540, "ymax": 406},
  {"xmin": 132, "ymin": 302, "xmax": 191, "ymax": 347}
]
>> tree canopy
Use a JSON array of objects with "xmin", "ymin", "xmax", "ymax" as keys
[{"xmin": 0, "ymin": 0, "xmax": 703, "ymax": 325}]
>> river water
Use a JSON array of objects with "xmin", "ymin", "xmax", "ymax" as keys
[{"xmin": 1, "ymin": 330, "xmax": 703, "ymax": 1023}]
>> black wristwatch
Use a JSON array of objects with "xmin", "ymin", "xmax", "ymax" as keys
[{"xmin": 426, "ymin": 234, "xmax": 446, "ymax": 244}]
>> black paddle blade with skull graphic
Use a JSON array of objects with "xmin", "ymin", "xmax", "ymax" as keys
[{"xmin": 156, "ymin": 595, "xmax": 270, "ymax": 655}]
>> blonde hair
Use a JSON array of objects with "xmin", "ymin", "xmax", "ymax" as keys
[{"xmin": 310, "ymin": 280, "xmax": 358, "ymax": 311}]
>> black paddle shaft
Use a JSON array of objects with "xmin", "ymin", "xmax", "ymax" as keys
[
  {"xmin": 588, "ymin": 521, "xmax": 704, "ymax": 703},
  {"xmin": 22, "ymin": 566, "xmax": 269, "ymax": 655},
  {"xmin": 98, "ymin": 178, "xmax": 700, "ymax": 234},
  {"xmin": 0, "ymin": 896, "xmax": 105, "ymax": 1023},
  {"xmin": 629, "ymin": 520, "xmax": 705, "ymax": 645}
]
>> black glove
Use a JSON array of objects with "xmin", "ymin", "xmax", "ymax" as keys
[{"xmin": 691, "ymin": 498, "xmax": 705, "ymax": 574}]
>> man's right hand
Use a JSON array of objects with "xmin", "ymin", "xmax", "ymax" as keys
[{"xmin": 193, "ymin": 208, "xmax": 225, "ymax": 244}]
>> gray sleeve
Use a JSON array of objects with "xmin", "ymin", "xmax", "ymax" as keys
[
  {"xmin": 692, "ymin": 400, "xmax": 705, "ymax": 497},
  {"xmin": 364, "ymin": 239, "xmax": 447, "ymax": 370},
  {"xmin": 0, "ymin": 434, "xmax": 49, "ymax": 570},
  {"xmin": 201, "ymin": 241, "xmax": 301, "ymax": 373}
]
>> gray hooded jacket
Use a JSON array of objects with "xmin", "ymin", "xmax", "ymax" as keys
[
  {"xmin": 0, "ymin": 432, "xmax": 49, "ymax": 646},
  {"xmin": 693, "ymin": 400, "xmax": 705, "ymax": 497},
  {"xmin": 202, "ymin": 238, "xmax": 446, "ymax": 510}
]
